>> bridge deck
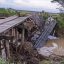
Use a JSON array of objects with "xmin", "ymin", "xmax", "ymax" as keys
[
  {"xmin": 0, "ymin": 15, "xmax": 18, "ymax": 25},
  {"xmin": 0, "ymin": 16, "xmax": 30, "ymax": 34},
  {"xmin": 34, "ymin": 20, "xmax": 57, "ymax": 48}
]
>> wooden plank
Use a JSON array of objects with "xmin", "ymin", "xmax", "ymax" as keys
[
  {"xmin": 0, "ymin": 16, "xmax": 31, "ymax": 34},
  {"xmin": 0, "ymin": 40, "xmax": 1, "ymax": 55},
  {"xmin": 0, "ymin": 35, "xmax": 14, "ymax": 40},
  {"xmin": 1, "ymin": 40, "xmax": 6, "ymax": 60},
  {"xmin": 0, "ymin": 17, "xmax": 6, "ymax": 19},
  {"xmin": 5, "ymin": 40, "xmax": 10, "ymax": 60},
  {"xmin": 34, "ymin": 20, "xmax": 57, "ymax": 48},
  {"xmin": 0, "ymin": 15, "xmax": 18, "ymax": 25}
]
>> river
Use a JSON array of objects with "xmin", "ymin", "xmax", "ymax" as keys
[{"xmin": 38, "ymin": 35, "xmax": 64, "ymax": 57}]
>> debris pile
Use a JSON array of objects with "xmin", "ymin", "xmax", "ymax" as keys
[{"xmin": 10, "ymin": 41, "xmax": 45, "ymax": 64}]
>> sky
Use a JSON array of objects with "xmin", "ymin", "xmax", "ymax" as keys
[{"xmin": 0, "ymin": 0, "xmax": 60, "ymax": 13}]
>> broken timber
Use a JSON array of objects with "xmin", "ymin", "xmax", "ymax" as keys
[{"xmin": 34, "ymin": 20, "xmax": 57, "ymax": 48}]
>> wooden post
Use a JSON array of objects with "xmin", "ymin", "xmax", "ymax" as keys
[
  {"xmin": 17, "ymin": 31, "xmax": 19, "ymax": 39},
  {"xmin": 2, "ymin": 40, "xmax": 6, "ymax": 60},
  {"xmin": 9, "ymin": 29, "xmax": 12, "ymax": 36},
  {"xmin": 15, "ymin": 28, "xmax": 17, "ymax": 43},
  {"xmin": 19, "ymin": 25, "xmax": 25, "ymax": 52},
  {"xmin": 12, "ymin": 28, "xmax": 15, "ymax": 37},
  {"xmin": 19, "ymin": 34, "xmax": 22, "ymax": 39},
  {"xmin": 12, "ymin": 28, "xmax": 14, "ymax": 36},
  {"xmin": 12, "ymin": 28, "xmax": 16, "ymax": 43},
  {"xmin": 15, "ymin": 27, "xmax": 18, "ymax": 54},
  {"xmin": 5, "ymin": 40, "xmax": 10, "ymax": 61},
  {"xmin": 0, "ymin": 40, "xmax": 2, "ymax": 56},
  {"xmin": 22, "ymin": 26, "xmax": 25, "ymax": 44},
  {"xmin": 1, "ymin": 40, "xmax": 4, "ymax": 58},
  {"xmin": 13, "ymin": 28, "xmax": 16, "ymax": 37}
]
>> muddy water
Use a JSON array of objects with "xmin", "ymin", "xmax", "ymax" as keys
[{"xmin": 38, "ymin": 37, "xmax": 64, "ymax": 57}]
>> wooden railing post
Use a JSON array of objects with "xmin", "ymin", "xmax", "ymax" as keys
[
  {"xmin": 22, "ymin": 25, "xmax": 25, "ymax": 44},
  {"xmin": 2, "ymin": 39, "xmax": 6, "ymax": 60},
  {"xmin": 5, "ymin": 40, "xmax": 10, "ymax": 61},
  {"xmin": 0, "ymin": 40, "xmax": 2, "ymax": 56}
]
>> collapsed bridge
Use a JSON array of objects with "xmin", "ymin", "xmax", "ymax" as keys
[
  {"xmin": 0, "ymin": 14, "xmax": 57, "ymax": 63},
  {"xmin": 34, "ymin": 19, "xmax": 57, "ymax": 48}
]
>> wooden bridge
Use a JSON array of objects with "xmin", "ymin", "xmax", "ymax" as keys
[
  {"xmin": 0, "ymin": 15, "xmax": 31, "ymax": 34},
  {"xmin": 0, "ymin": 15, "xmax": 32, "ymax": 59},
  {"xmin": 0, "ymin": 14, "xmax": 57, "ymax": 61}
]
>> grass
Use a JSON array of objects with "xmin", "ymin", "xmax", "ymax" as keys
[
  {"xmin": 39, "ymin": 58, "xmax": 64, "ymax": 64},
  {"xmin": 0, "ymin": 8, "xmax": 16, "ymax": 16},
  {"xmin": 0, "ymin": 8, "xmax": 30, "ymax": 17},
  {"xmin": 57, "ymin": 15, "xmax": 64, "ymax": 28},
  {"xmin": 0, "ymin": 58, "xmax": 7, "ymax": 64},
  {"xmin": 52, "ymin": 13, "xmax": 64, "ymax": 28},
  {"xmin": 39, "ymin": 60, "xmax": 52, "ymax": 64}
]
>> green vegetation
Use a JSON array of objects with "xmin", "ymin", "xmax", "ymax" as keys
[
  {"xmin": 52, "ymin": 13, "xmax": 64, "ymax": 28},
  {"xmin": 51, "ymin": 0, "xmax": 64, "ymax": 37},
  {"xmin": 57, "ymin": 14, "xmax": 64, "ymax": 28},
  {"xmin": 0, "ymin": 8, "xmax": 16, "ymax": 16},
  {"xmin": 39, "ymin": 60, "xmax": 52, "ymax": 64},
  {"xmin": 52, "ymin": 0, "xmax": 64, "ymax": 28},
  {"xmin": 42, "ymin": 11, "xmax": 49, "ymax": 20},
  {"xmin": 50, "ymin": 13, "xmax": 64, "ymax": 37},
  {"xmin": 39, "ymin": 57, "xmax": 64, "ymax": 64},
  {"xmin": 19, "ymin": 10, "xmax": 30, "ymax": 16},
  {"xmin": 52, "ymin": 0, "xmax": 64, "ymax": 7},
  {"xmin": 0, "ymin": 58, "xmax": 7, "ymax": 64},
  {"xmin": 42, "ymin": 11, "xmax": 64, "ymax": 37},
  {"xmin": 0, "ymin": 8, "xmax": 30, "ymax": 17}
]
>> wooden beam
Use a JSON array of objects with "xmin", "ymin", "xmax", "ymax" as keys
[
  {"xmin": 22, "ymin": 26, "xmax": 25, "ymax": 44},
  {"xmin": 0, "ymin": 40, "xmax": 2, "ymax": 56},
  {"xmin": 2, "ymin": 40, "xmax": 6, "ymax": 60},
  {"xmin": 0, "ymin": 35, "xmax": 14, "ymax": 40},
  {"xmin": 5, "ymin": 40, "xmax": 10, "ymax": 61}
]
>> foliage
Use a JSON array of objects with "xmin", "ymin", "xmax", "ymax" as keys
[
  {"xmin": 51, "ymin": 0, "xmax": 64, "ymax": 29},
  {"xmin": 0, "ymin": 58, "xmax": 7, "ymax": 64},
  {"xmin": 52, "ymin": 0, "xmax": 64, "ymax": 2},
  {"xmin": 52, "ymin": 0, "xmax": 64, "ymax": 7},
  {"xmin": 56, "ymin": 14, "xmax": 64, "ymax": 28},
  {"xmin": 42, "ymin": 12, "xmax": 49, "ymax": 20},
  {"xmin": 0, "ymin": 8, "xmax": 29, "ymax": 17},
  {"xmin": 0, "ymin": 8, "xmax": 16, "ymax": 16},
  {"xmin": 39, "ymin": 60, "xmax": 52, "ymax": 64},
  {"xmin": 39, "ymin": 58, "xmax": 64, "ymax": 64},
  {"xmin": 19, "ymin": 10, "xmax": 30, "ymax": 16},
  {"xmin": 51, "ymin": 13, "xmax": 64, "ymax": 28}
]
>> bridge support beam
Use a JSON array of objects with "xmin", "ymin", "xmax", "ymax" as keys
[
  {"xmin": 22, "ymin": 26, "xmax": 25, "ymax": 44},
  {"xmin": 1, "ymin": 40, "xmax": 6, "ymax": 60},
  {"xmin": 0, "ymin": 40, "xmax": 2, "ymax": 56},
  {"xmin": 5, "ymin": 40, "xmax": 10, "ymax": 61},
  {"xmin": 0, "ymin": 35, "xmax": 14, "ymax": 61}
]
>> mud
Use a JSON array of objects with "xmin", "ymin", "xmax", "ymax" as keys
[{"xmin": 38, "ymin": 37, "xmax": 64, "ymax": 57}]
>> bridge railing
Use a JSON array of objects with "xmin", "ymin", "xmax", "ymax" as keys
[{"xmin": 34, "ymin": 20, "xmax": 57, "ymax": 48}]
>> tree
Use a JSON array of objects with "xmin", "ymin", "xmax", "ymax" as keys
[
  {"xmin": 52, "ymin": 0, "xmax": 64, "ymax": 7},
  {"xmin": 52, "ymin": 0, "xmax": 64, "ymax": 13}
]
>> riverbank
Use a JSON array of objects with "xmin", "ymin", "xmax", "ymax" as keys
[
  {"xmin": 39, "ymin": 37, "xmax": 64, "ymax": 64},
  {"xmin": 38, "ymin": 38, "xmax": 64, "ymax": 57}
]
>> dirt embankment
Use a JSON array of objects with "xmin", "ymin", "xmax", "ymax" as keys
[
  {"xmin": 39, "ymin": 38, "xmax": 64, "ymax": 64},
  {"xmin": 56, "ymin": 28, "xmax": 64, "ymax": 37}
]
